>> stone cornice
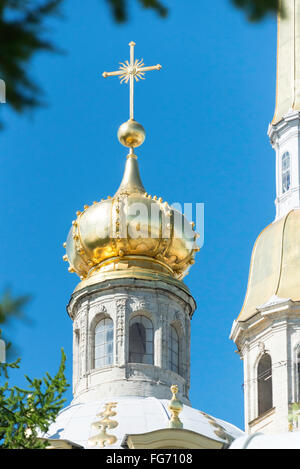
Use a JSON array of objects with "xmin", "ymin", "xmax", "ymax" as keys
[
  {"xmin": 67, "ymin": 277, "xmax": 197, "ymax": 320},
  {"xmin": 231, "ymin": 299, "xmax": 300, "ymax": 351},
  {"xmin": 268, "ymin": 110, "xmax": 300, "ymax": 144}
]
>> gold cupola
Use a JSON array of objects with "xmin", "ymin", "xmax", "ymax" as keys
[{"xmin": 63, "ymin": 42, "xmax": 200, "ymax": 291}]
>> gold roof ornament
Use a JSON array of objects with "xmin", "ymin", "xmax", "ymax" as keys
[
  {"xmin": 88, "ymin": 402, "xmax": 118, "ymax": 448},
  {"xmin": 168, "ymin": 385, "xmax": 183, "ymax": 429},
  {"xmin": 63, "ymin": 42, "xmax": 200, "ymax": 291}
]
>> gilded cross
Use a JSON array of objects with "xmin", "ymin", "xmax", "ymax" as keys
[{"xmin": 103, "ymin": 41, "xmax": 162, "ymax": 120}]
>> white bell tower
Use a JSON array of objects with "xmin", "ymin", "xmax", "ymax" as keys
[
  {"xmin": 269, "ymin": 1, "xmax": 300, "ymax": 220},
  {"xmin": 231, "ymin": 0, "xmax": 300, "ymax": 435}
]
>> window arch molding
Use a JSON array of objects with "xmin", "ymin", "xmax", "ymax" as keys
[
  {"xmin": 170, "ymin": 319, "xmax": 183, "ymax": 337},
  {"xmin": 90, "ymin": 312, "xmax": 114, "ymax": 371},
  {"xmin": 129, "ymin": 308, "xmax": 157, "ymax": 328},
  {"xmin": 128, "ymin": 313, "xmax": 154, "ymax": 365}
]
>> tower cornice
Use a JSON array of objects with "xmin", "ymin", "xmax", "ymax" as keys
[{"xmin": 67, "ymin": 277, "xmax": 196, "ymax": 321}]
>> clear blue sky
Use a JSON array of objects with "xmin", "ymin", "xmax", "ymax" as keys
[{"xmin": 0, "ymin": 0, "xmax": 277, "ymax": 430}]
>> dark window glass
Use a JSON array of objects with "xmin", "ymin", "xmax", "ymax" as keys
[
  {"xmin": 258, "ymin": 353, "xmax": 273, "ymax": 416},
  {"xmin": 129, "ymin": 316, "xmax": 153, "ymax": 364}
]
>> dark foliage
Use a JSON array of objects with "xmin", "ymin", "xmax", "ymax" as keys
[
  {"xmin": 0, "ymin": 0, "xmax": 63, "ymax": 126},
  {"xmin": 0, "ymin": 289, "xmax": 31, "ymax": 359},
  {"xmin": 232, "ymin": 0, "xmax": 281, "ymax": 21},
  {"xmin": 106, "ymin": 0, "xmax": 167, "ymax": 22},
  {"xmin": 0, "ymin": 0, "xmax": 281, "ymax": 128}
]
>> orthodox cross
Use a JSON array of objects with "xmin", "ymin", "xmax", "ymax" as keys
[{"xmin": 102, "ymin": 41, "xmax": 162, "ymax": 120}]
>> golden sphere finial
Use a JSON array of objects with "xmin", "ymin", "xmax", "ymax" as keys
[{"xmin": 118, "ymin": 119, "xmax": 145, "ymax": 148}]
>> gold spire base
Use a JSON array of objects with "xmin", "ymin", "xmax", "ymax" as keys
[
  {"xmin": 115, "ymin": 152, "xmax": 145, "ymax": 195},
  {"xmin": 73, "ymin": 255, "xmax": 191, "ymax": 293}
]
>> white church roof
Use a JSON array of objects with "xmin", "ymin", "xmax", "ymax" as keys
[
  {"xmin": 45, "ymin": 396, "xmax": 243, "ymax": 449},
  {"xmin": 230, "ymin": 432, "xmax": 300, "ymax": 449}
]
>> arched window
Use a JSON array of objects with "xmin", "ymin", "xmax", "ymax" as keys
[
  {"xmin": 129, "ymin": 315, "xmax": 154, "ymax": 365},
  {"xmin": 297, "ymin": 348, "xmax": 300, "ymax": 402},
  {"xmin": 282, "ymin": 152, "xmax": 291, "ymax": 193},
  {"xmin": 94, "ymin": 318, "xmax": 113, "ymax": 368},
  {"xmin": 257, "ymin": 353, "xmax": 273, "ymax": 416},
  {"xmin": 168, "ymin": 325, "xmax": 179, "ymax": 374}
]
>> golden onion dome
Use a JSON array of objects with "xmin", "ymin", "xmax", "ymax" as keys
[
  {"xmin": 63, "ymin": 153, "xmax": 199, "ymax": 290},
  {"xmin": 238, "ymin": 209, "xmax": 300, "ymax": 322},
  {"xmin": 64, "ymin": 41, "xmax": 200, "ymax": 291}
]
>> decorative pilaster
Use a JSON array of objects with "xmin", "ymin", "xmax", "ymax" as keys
[
  {"xmin": 159, "ymin": 303, "xmax": 169, "ymax": 370},
  {"xmin": 116, "ymin": 298, "xmax": 126, "ymax": 366},
  {"xmin": 72, "ymin": 321, "xmax": 80, "ymax": 392},
  {"xmin": 80, "ymin": 309, "xmax": 88, "ymax": 378}
]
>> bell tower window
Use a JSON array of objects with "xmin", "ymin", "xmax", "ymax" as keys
[
  {"xmin": 297, "ymin": 348, "xmax": 300, "ymax": 402},
  {"xmin": 129, "ymin": 315, "xmax": 154, "ymax": 365},
  {"xmin": 282, "ymin": 152, "xmax": 291, "ymax": 194},
  {"xmin": 94, "ymin": 318, "xmax": 114, "ymax": 368},
  {"xmin": 257, "ymin": 353, "xmax": 273, "ymax": 416}
]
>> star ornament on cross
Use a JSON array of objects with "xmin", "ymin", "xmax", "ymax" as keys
[{"xmin": 102, "ymin": 41, "xmax": 162, "ymax": 121}]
